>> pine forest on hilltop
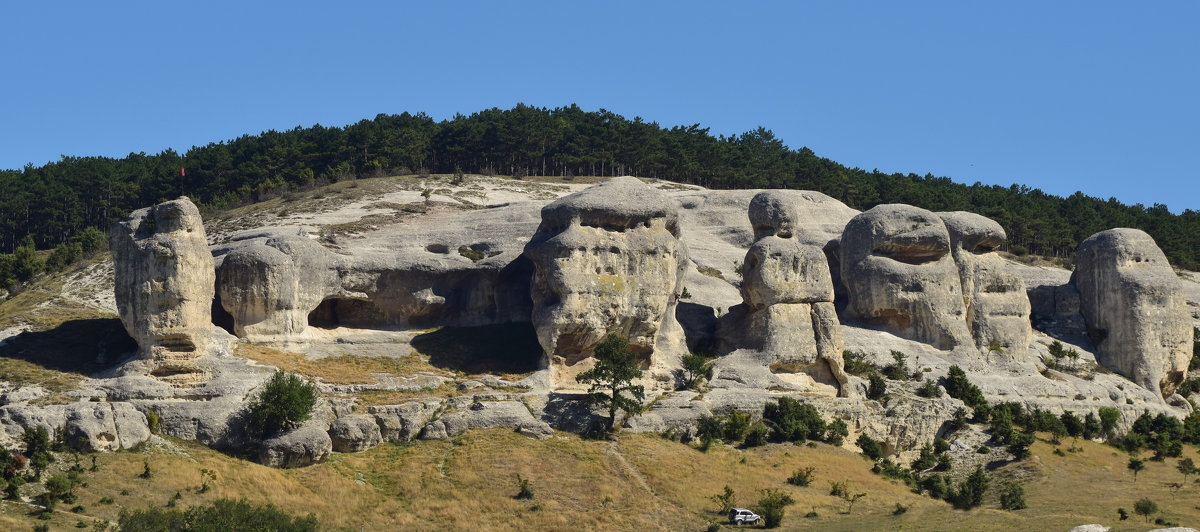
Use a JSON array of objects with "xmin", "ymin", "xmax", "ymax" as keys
[{"xmin": 1, "ymin": 104, "xmax": 1197, "ymax": 284}]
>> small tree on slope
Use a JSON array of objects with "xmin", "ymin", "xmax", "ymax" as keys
[{"xmin": 576, "ymin": 334, "xmax": 646, "ymax": 433}]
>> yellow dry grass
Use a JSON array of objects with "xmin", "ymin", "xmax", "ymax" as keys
[
  {"xmin": 1, "ymin": 430, "xmax": 1196, "ymax": 531},
  {"xmin": 236, "ymin": 344, "xmax": 446, "ymax": 384}
]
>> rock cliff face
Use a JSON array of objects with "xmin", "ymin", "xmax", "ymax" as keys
[
  {"xmin": 110, "ymin": 197, "xmax": 215, "ymax": 385},
  {"xmin": 839, "ymin": 205, "xmax": 971, "ymax": 350},
  {"xmin": 79, "ymin": 176, "xmax": 1199, "ymax": 469},
  {"xmin": 523, "ymin": 176, "xmax": 688, "ymax": 388},
  {"xmin": 1073, "ymin": 228, "xmax": 1192, "ymax": 399},
  {"xmin": 716, "ymin": 191, "xmax": 849, "ymax": 396},
  {"xmin": 939, "ymin": 211, "xmax": 1032, "ymax": 359}
]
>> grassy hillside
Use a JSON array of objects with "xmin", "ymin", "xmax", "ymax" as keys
[{"xmin": 1, "ymin": 429, "xmax": 1195, "ymax": 531}]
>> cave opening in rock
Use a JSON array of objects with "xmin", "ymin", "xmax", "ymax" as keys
[{"xmin": 308, "ymin": 297, "xmax": 393, "ymax": 329}]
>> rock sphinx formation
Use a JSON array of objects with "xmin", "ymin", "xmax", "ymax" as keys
[
  {"xmin": 110, "ymin": 197, "xmax": 215, "ymax": 385},
  {"xmin": 1073, "ymin": 228, "xmax": 1192, "ymax": 400},
  {"xmin": 939, "ymin": 211, "xmax": 1032, "ymax": 358},
  {"xmin": 839, "ymin": 204, "xmax": 971, "ymax": 350},
  {"xmin": 523, "ymin": 176, "xmax": 688, "ymax": 388},
  {"xmin": 717, "ymin": 191, "xmax": 849, "ymax": 396}
]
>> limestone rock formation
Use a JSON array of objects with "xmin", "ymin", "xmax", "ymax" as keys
[
  {"xmin": 718, "ymin": 191, "xmax": 849, "ymax": 395},
  {"xmin": 420, "ymin": 398, "xmax": 552, "ymax": 440},
  {"xmin": 110, "ymin": 197, "xmax": 215, "ymax": 384},
  {"xmin": 217, "ymin": 235, "xmax": 339, "ymax": 343},
  {"xmin": 839, "ymin": 205, "xmax": 971, "ymax": 350},
  {"xmin": 939, "ymin": 211, "xmax": 1032, "ymax": 358},
  {"xmin": 524, "ymin": 177, "xmax": 688, "ymax": 388},
  {"xmin": 328, "ymin": 414, "xmax": 383, "ymax": 453},
  {"xmin": 259, "ymin": 424, "xmax": 333, "ymax": 468},
  {"xmin": 63, "ymin": 402, "xmax": 152, "ymax": 452},
  {"xmin": 1073, "ymin": 228, "xmax": 1191, "ymax": 399}
]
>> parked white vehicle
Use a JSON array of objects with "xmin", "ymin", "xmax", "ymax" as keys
[{"xmin": 728, "ymin": 508, "xmax": 762, "ymax": 525}]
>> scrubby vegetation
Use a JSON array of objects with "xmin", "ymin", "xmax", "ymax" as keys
[
  {"xmin": 117, "ymin": 498, "xmax": 318, "ymax": 531},
  {"xmin": 245, "ymin": 371, "xmax": 319, "ymax": 438}
]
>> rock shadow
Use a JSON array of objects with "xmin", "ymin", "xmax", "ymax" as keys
[
  {"xmin": 0, "ymin": 318, "xmax": 136, "ymax": 375},
  {"xmin": 411, "ymin": 322, "xmax": 542, "ymax": 376},
  {"xmin": 676, "ymin": 301, "xmax": 717, "ymax": 354}
]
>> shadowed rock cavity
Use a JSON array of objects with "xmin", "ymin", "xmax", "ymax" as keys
[
  {"xmin": 216, "ymin": 231, "xmax": 534, "ymax": 344},
  {"xmin": 939, "ymin": 211, "xmax": 1032, "ymax": 359},
  {"xmin": 839, "ymin": 204, "xmax": 970, "ymax": 350},
  {"xmin": 523, "ymin": 177, "xmax": 688, "ymax": 389},
  {"xmin": 1073, "ymin": 228, "xmax": 1191, "ymax": 400},
  {"xmin": 110, "ymin": 197, "xmax": 215, "ymax": 385},
  {"xmin": 717, "ymin": 191, "xmax": 849, "ymax": 396}
]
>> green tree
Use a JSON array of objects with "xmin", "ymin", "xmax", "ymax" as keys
[
  {"xmin": 1128, "ymin": 457, "xmax": 1146, "ymax": 481},
  {"xmin": 753, "ymin": 489, "xmax": 795, "ymax": 528},
  {"xmin": 12, "ymin": 235, "xmax": 42, "ymax": 282},
  {"xmin": 943, "ymin": 366, "xmax": 986, "ymax": 409},
  {"xmin": 245, "ymin": 371, "xmax": 319, "ymax": 438},
  {"xmin": 679, "ymin": 353, "xmax": 710, "ymax": 390},
  {"xmin": 867, "ymin": 373, "xmax": 887, "ymax": 400},
  {"xmin": 950, "ymin": 466, "xmax": 990, "ymax": 510},
  {"xmin": 1133, "ymin": 497, "xmax": 1158, "ymax": 522},
  {"xmin": 1098, "ymin": 407, "xmax": 1121, "ymax": 437},
  {"xmin": 1177, "ymin": 457, "xmax": 1196, "ymax": 485},
  {"xmin": 576, "ymin": 334, "xmax": 645, "ymax": 433},
  {"xmin": 762, "ymin": 397, "xmax": 826, "ymax": 443},
  {"xmin": 22, "ymin": 427, "xmax": 53, "ymax": 479},
  {"xmin": 711, "ymin": 485, "xmax": 735, "ymax": 514},
  {"xmin": 999, "ymin": 483, "xmax": 1027, "ymax": 510},
  {"xmin": 41, "ymin": 473, "xmax": 72, "ymax": 511}
]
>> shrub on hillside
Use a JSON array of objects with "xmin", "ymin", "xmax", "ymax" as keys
[
  {"xmin": 118, "ymin": 498, "xmax": 317, "ymax": 532},
  {"xmin": 245, "ymin": 371, "xmax": 319, "ymax": 438}
]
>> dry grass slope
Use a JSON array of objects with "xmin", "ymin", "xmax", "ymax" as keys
[{"xmin": 0, "ymin": 430, "xmax": 1196, "ymax": 531}]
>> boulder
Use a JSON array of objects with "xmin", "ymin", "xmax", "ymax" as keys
[
  {"xmin": 939, "ymin": 211, "xmax": 1032, "ymax": 359},
  {"xmin": 368, "ymin": 400, "xmax": 445, "ymax": 441},
  {"xmin": 328, "ymin": 414, "xmax": 382, "ymax": 453},
  {"xmin": 1073, "ymin": 228, "xmax": 1192, "ymax": 399},
  {"xmin": 717, "ymin": 191, "xmax": 849, "ymax": 396},
  {"xmin": 259, "ymin": 425, "xmax": 332, "ymax": 468},
  {"xmin": 839, "ymin": 205, "xmax": 970, "ymax": 350},
  {"xmin": 110, "ymin": 197, "xmax": 214, "ymax": 385},
  {"xmin": 217, "ymin": 235, "xmax": 338, "ymax": 342},
  {"xmin": 524, "ymin": 177, "xmax": 689, "ymax": 388},
  {"xmin": 63, "ymin": 402, "xmax": 150, "ymax": 452}
]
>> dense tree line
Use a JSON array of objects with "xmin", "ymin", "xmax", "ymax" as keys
[{"xmin": 2, "ymin": 104, "xmax": 1197, "ymax": 269}]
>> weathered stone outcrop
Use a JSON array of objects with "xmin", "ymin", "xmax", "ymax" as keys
[
  {"xmin": 717, "ymin": 191, "xmax": 849, "ymax": 396},
  {"xmin": 839, "ymin": 205, "xmax": 970, "ymax": 350},
  {"xmin": 524, "ymin": 177, "xmax": 688, "ymax": 388},
  {"xmin": 110, "ymin": 197, "xmax": 215, "ymax": 384},
  {"xmin": 1073, "ymin": 228, "xmax": 1191, "ymax": 399},
  {"xmin": 259, "ymin": 424, "xmax": 332, "ymax": 468},
  {"xmin": 939, "ymin": 211, "xmax": 1032, "ymax": 358},
  {"xmin": 217, "ymin": 235, "xmax": 339, "ymax": 342},
  {"xmin": 328, "ymin": 414, "xmax": 383, "ymax": 453},
  {"xmin": 420, "ymin": 398, "xmax": 552, "ymax": 440}
]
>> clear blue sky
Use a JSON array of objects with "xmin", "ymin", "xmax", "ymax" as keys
[{"xmin": 1, "ymin": 1, "xmax": 1196, "ymax": 211}]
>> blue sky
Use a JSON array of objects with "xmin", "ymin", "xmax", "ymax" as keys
[{"xmin": 1, "ymin": 1, "xmax": 1196, "ymax": 211}]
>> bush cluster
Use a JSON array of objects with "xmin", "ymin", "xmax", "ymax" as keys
[{"xmin": 118, "ymin": 498, "xmax": 318, "ymax": 531}]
